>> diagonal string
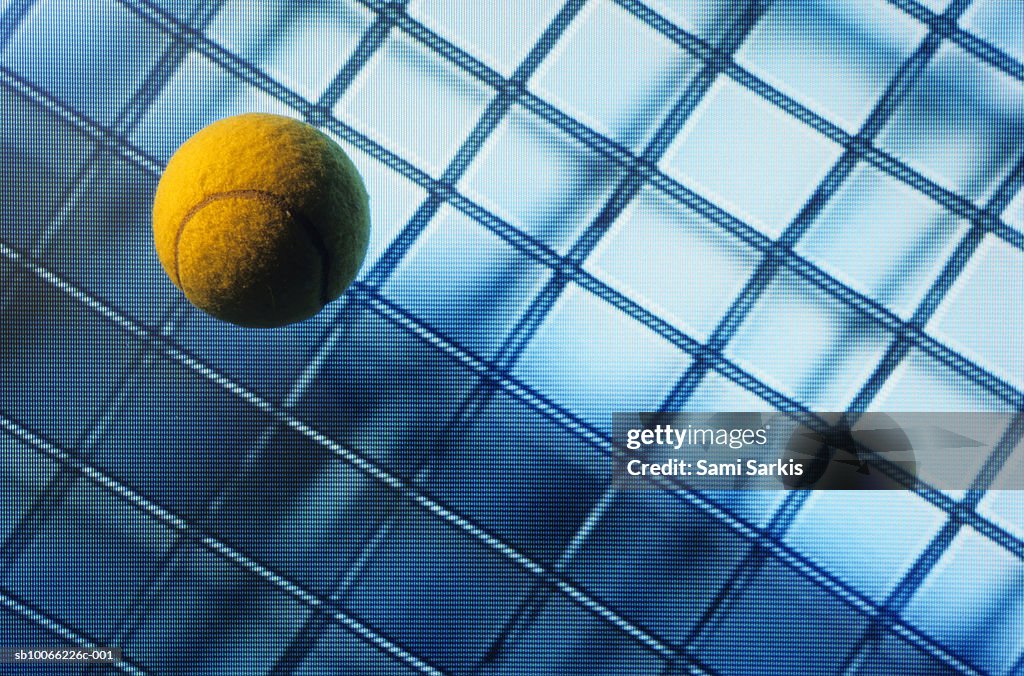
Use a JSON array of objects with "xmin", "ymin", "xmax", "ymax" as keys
[
  {"xmin": 4, "ymin": 38, "xmax": 1024, "ymax": 571},
  {"xmin": 887, "ymin": 0, "xmax": 1024, "ymax": 83},
  {"xmin": 467, "ymin": 3, "xmax": 775, "ymax": 668},
  {"xmin": 6, "ymin": 0, "xmax": 1024, "ymax": 671},
  {"xmin": 3, "ymin": 60, "xmax": 1023, "ymax": 567},
  {"xmin": 94, "ymin": 7, "xmax": 405, "ymax": 671},
  {"xmin": 0, "ymin": 586, "xmax": 149, "ymax": 676},
  {"xmin": 0, "ymin": 412, "xmax": 452, "ymax": 676},
  {"xmin": 614, "ymin": 0, "xmax": 1024, "ymax": 253},
  {"xmin": 667, "ymin": 1, "xmax": 1003, "ymax": 670},
  {"xmin": 0, "ymin": 235, "xmax": 1005, "ymax": 675},
  {"xmin": 0, "ymin": 0, "xmax": 33, "ymax": 51},
  {"xmin": 839, "ymin": 413, "xmax": 1024, "ymax": 675},
  {"xmin": 0, "ymin": 0, "xmax": 221, "ymax": 603},
  {"xmin": 265, "ymin": 2, "xmax": 594, "ymax": 674},
  {"xmin": 111, "ymin": 0, "xmax": 1024, "ymax": 411},
  {"xmin": 835, "ymin": 155, "xmax": 1024, "ymax": 674}
]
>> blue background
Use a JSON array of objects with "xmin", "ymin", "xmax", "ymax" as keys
[{"xmin": 2, "ymin": 0, "xmax": 1024, "ymax": 674}]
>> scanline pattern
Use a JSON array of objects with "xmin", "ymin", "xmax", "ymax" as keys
[{"xmin": 2, "ymin": 1, "xmax": 1023, "ymax": 675}]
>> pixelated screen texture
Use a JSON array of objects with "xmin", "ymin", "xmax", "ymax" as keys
[{"xmin": 2, "ymin": 0, "xmax": 1024, "ymax": 674}]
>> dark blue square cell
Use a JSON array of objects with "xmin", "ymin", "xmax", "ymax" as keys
[
  {"xmin": 0, "ymin": 94, "xmax": 94, "ymax": 252},
  {"xmin": 2, "ymin": 480, "xmax": 175, "ymax": 642},
  {"xmin": 425, "ymin": 390, "xmax": 607, "ymax": 565},
  {"xmin": 0, "ymin": 607, "xmax": 84, "ymax": 676},
  {"xmin": 124, "ymin": 542, "xmax": 309, "ymax": 675},
  {"xmin": 0, "ymin": 431, "xmax": 58, "ymax": 551},
  {"xmin": 41, "ymin": 154, "xmax": 180, "ymax": 329},
  {"xmin": 345, "ymin": 510, "xmax": 531, "ymax": 675},
  {"xmin": 208, "ymin": 428, "xmax": 396, "ymax": 596},
  {"xmin": 877, "ymin": 42, "xmax": 1024, "ymax": 205},
  {"xmin": 569, "ymin": 489, "xmax": 752, "ymax": 644},
  {"xmin": 90, "ymin": 354, "xmax": 269, "ymax": 521},
  {"xmin": 486, "ymin": 594, "xmax": 667, "ymax": 676},
  {"xmin": 296, "ymin": 306, "xmax": 479, "ymax": 478},
  {"xmin": 0, "ymin": 260, "xmax": 143, "ymax": 448},
  {"xmin": 695, "ymin": 558, "xmax": 871, "ymax": 676}
]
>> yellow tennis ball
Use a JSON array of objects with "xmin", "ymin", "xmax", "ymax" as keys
[{"xmin": 153, "ymin": 113, "xmax": 370, "ymax": 328}]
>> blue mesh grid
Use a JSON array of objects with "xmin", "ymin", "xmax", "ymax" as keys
[{"xmin": 2, "ymin": 0, "xmax": 1024, "ymax": 674}]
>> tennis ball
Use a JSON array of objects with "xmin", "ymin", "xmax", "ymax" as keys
[{"xmin": 153, "ymin": 113, "xmax": 370, "ymax": 328}]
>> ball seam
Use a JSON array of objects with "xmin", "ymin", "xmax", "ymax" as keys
[{"xmin": 172, "ymin": 189, "xmax": 332, "ymax": 306}]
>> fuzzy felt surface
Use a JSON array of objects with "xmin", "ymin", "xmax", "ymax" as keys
[{"xmin": 152, "ymin": 113, "xmax": 370, "ymax": 327}]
